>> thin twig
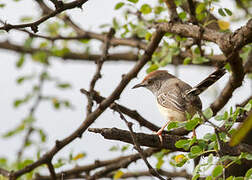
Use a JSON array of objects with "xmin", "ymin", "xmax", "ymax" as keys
[
  {"xmin": 86, "ymin": 28, "xmax": 115, "ymax": 114},
  {"xmin": 0, "ymin": 0, "xmax": 89, "ymax": 32},
  {"xmin": 114, "ymin": 105, "xmax": 167, "ymax": 180}
]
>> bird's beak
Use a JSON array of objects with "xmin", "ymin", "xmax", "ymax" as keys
[{"xmin": 132, "ymin": 82, "xmax": 145, "ymax": 89}]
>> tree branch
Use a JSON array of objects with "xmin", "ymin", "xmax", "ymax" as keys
[
  {"xmin": 6, "ymin": 29, "xmax": 164, "ymax": 179},
  {"xmin": 0, "ymin": 0, "xmax": 89, "ymax": 32}
]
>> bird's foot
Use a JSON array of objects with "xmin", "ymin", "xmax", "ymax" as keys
[{"xmin": 156, "ymin": 129, "xmax": 163, "ymax": 144}]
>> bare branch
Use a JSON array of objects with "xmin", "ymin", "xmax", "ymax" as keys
[
  {"xmin": 87, "ymin": 148, "xmax": 159, "ymax": 180},
  {"xmin": 87, "ymin": 28, "xmax": 115, "ymax": 114},
  {"xmin": 88, "ymin": 127, "xmax": 186, "ymax": 152},
  {"xmin": 115, "ymin": 105, "xmax": 166, "ymax": 180},
  {"xmin": 0, "ymin": 0, "xmax": 89, "ymax": 32}
]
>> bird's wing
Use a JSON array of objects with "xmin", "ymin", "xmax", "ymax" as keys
[{"xmin": 157, "ymin": 84, "xmax": 187, "ymax": 112}]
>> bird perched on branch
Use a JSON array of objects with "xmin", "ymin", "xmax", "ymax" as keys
[{"xmin": 133, "ymin": 68, "xmax": 226, "ymax": 141}]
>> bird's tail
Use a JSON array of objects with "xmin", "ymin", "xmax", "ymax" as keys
[{"xmin": 186, "ymin": 67, "xmax": 226, "ymax": 96}]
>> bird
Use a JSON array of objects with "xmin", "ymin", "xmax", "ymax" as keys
[{"xmin": 132, "ymin": 68, "xmax": 226, "ymax": 141}]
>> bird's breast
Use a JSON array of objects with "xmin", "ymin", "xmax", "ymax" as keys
[{"xmin": 156, "ymin": 102, "xmax": 186, "ymax": 122}]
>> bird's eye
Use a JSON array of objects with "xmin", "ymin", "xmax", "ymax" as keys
[{"xmin": 147, "ymin": 79, "xmax": 153, "ymax": 84}]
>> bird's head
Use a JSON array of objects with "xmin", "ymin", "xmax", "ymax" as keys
[{"xmin": 132, "ymin": 70, "xmax": 174, "ymax": 94}]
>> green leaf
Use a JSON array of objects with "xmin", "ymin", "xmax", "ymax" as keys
[
  {"xmin": 212, "ymin": 165, "xmax": 223, "ymax": 177},
  {"xmin": 183, "ymin": 57, "xmax": 191, "ymax": 65},
  {"xmin": 39, "ymin": 129, "xmax": 47, "ymax": 142},
  {"xmin": 196, "ymin": 3, "xmax": 205, "ymax": 14},
  {"xmin": 245, "ymin": 168, "xmax": 252, "ymax": 179},
  {"xmin": 32, "ymin": 51, "xmax": 48, "ymax": 64},
  {"xmin": 14, "ymin": 99, "xmax": 24, "ymax": 108},
  {"xmin": 16, "ymin": 54, "xmax": 25, "ymax": 68},
  {"xmin": 218, "ymin": 8, "xmax": 226, "ymax": 16},
  {"xmin": 203, "ymin": 108, "xmax": 213, "ymax": 119},
  {"xmin": 20, "ymin": 16, "xmax": 33, "ymax": 22},
  {"xmin": 167, "ymin": 122, "xmax": 179, "ymax": 131},
  {"xmin": 109, "ymin": 145, "xmax": 119, "ymax": 151},
  {"xmin": 114, "ymin": 2, "xmax": 124, "ymax": 10},
  {"xmin": 156, "ymin": 158, "xmax": 164, "ymax": 169},
  {"xmin": 146, "ymin": 64, "xmax": 159, "ymax": 73},
  {"xmin": 178, "ymin": 12, "xmax": 187, "ymax": 20},
  {"xmin": 154, "ymin": 6, "xmax": 164, "ymax": 14},
  {"xmin": 230, "ymin": 112, "xmax": 252, "ymax": 146},
  {"xmin": 175, "ymin": 139, "xmax": 191, "ymax": 150},
  {"xmin": 192, "ymin": 174, "xmax": 200, "ymax": 180},
  {"xmin": 24, "ymin": 37, "xmax": 33, "ymax": 49},
  {"xmin": 226, "ymin": 176, "xmax": 235, "ymax": 180},
  {"xmin": 208, "ymin": 154, "xmax": 213, "ymax": 164},
  {"xmin": 127, "ymin": 0, "xmax": 138, "ymax": 3},
  {"xmin": 244, "ymin": 100, "xmax": 252, "ymax": 112},
  {"xmin": 121, "ymin": 145, "xmax": 129, "ymax": 152},
  {"xmin": 190, "ymin": 145, "xmax": 202, "ymax": 155},
  {"xmin": 140, "ymin": 4, "xmax": 152, "ymax": 14},
  {"xmin": 57, "ymin": 83, "xmax": 71, "ymax": 89},
  {"xmin": 224, "ymin": 8, "xmax": 232, "ymax": 16},
  {"xmin": 245, "ymin": 153, "xmax": 252, "ymax": 160},
  {"xmin": 206, "ymin": 176, "xmax": 213, "ymax": 180},
  {"xmin": 185, "ymin": 118, "xmax": 199, "ymax": 130},
  {"xmin": 0, "ymin": 4, "xmax": 5, "ymax": 8}
]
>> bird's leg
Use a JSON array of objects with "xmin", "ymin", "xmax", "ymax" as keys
[{"xmin": 156, "ymin": 117, "xmax": 173, "ymax": 143}]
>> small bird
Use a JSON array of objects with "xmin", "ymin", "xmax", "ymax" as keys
[{"xmin": 133, "ymin": 68, "xmax": 226, "ymax": 140}]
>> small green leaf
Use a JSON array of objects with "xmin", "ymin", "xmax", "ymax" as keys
[
  {"xmin": 230, "ymin": 112, "xmax": 252, "ymax": 146},
  {"xmin": 57, "ymin": 83, "xmax": 71, "ymax": 89},
  {"xmin": 224, "ymin": 8, "xmax": 232, "ymax": 16},
  {"xmin": 109, "ymin": 145, "xmax": 119, "ymax": 151},
  {"xmin": 226, "ymin": 176, "xmax": 235, "ymax": 180},
  {"xmin": 127, "ymin": 0, "xmax": 138, "ymax": 3},
  {"xmin": 183, "ymin": 57, "xmax": 191, "ymax": 65},
  {"xmin": 156, "ymin": 158, "xmax": 164, "ymax": 169},
  {"xmin": 212, "ymin": 165, "xmax": 223, "ymax": 177},
  {"xmin": 14, "ymin": 99, "xmax": 24, "ymax": 108},
  {"xmin": 16, "ymin": 54, "xmax": 25, "ymax": 68},
  {"xmin": 190, "ymin": 145, "xmax": 202, "ymax": 155},
  {"xmin": 206, "ymin": 176, "xmax": 213, "ymax": 180},
  {"xmin": 196, "ymin": 3, "xmax": 205, "ymax": 14},
  {"xmin": 146, "ymin": 64, "xmax": 159, "ymax": 73},
  {"xmin": 192, "ymin": 174, "xmax": 200, "ymax": 180},
  {"xmin": 203, "ymin": 108, "xmax": 213, "ymax": 119},
  {"xmin": 39, "ymin": 129, "xmax": 47, "ymax": 142},
  {"xmin": 245, "ymin": 153, "xmax": 252, "ymax": 160},
  {"xmin": 244, "ymin": 100, "xmax": 252, "ymax": 112},
  {"xmin": 178, "ymin": 12, "xmax": 187, "ymax": 20},
  {"xmin": 0, "ymin": 4, "xmax": 5, "ymax": 8},
  {"xmin": 175, "ymin": 139, "xmax": 191, "ymax": 150},
  {"xmin": 167, "ymin": 122, "xmax": 179, "ymax": 131},
  {"xmin": 245, "ymin": 168, "xmax": 252, "ymax": 179},
  {"xmin": 140, "ymin": 4, "xmax": 152, "ymax": 14},
  {"xmin": 185, "ymin": 118, "xmax": 199, "ymax": 130},
  {"xmin": 114, "ymin": 2, "xmax": 124, "ymax": 10},
  {"xmin": 218, "ymin": 8, "xmax": 226, "ymax": 16},
  {"xmin": 121, "ymin": 145, "xmax": 129, "ymax": 152}
]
